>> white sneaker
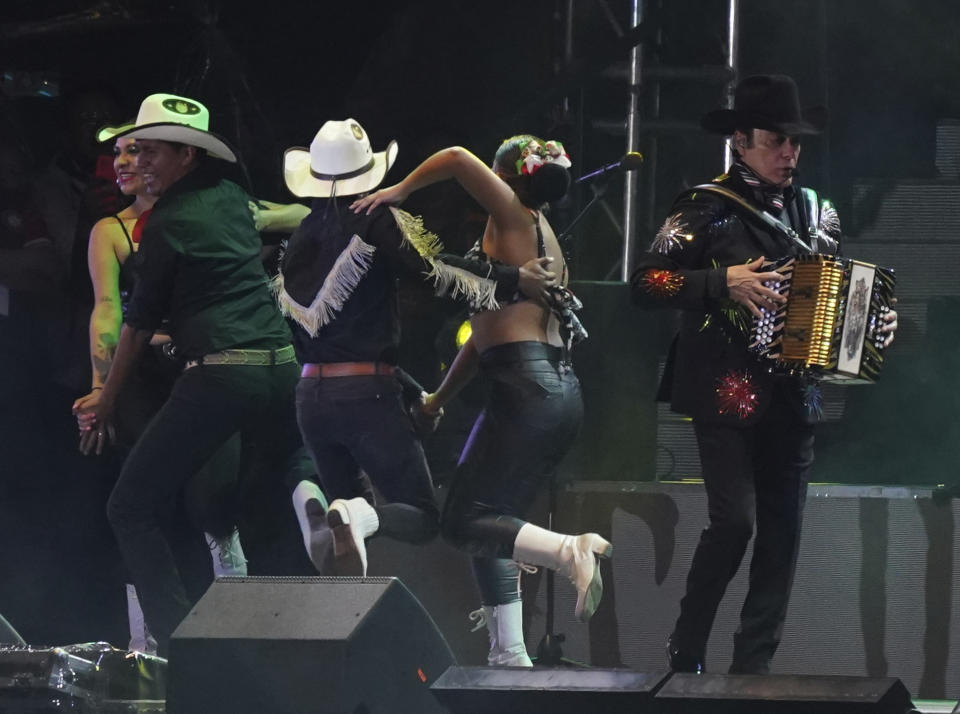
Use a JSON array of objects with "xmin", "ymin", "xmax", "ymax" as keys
[
  {"xmin": 291, "ymin": 480, "xmax": 334, "ymax": 573},
  {"xmin": 304, "ymin": 497, "xmax": 335, "ymax": 573},
  {"xmin": 125, "ymin": 584, "xmax": 158, "ymax": 655},
  {"xmin": 474, "ymin": 602, "xmax": 532, "ymax": 667},
  {"xmin": 206, "ymin": 530, "xmax": 247, "ymax": 577},
  {"xmin": 326, "ymin": 497, "xmax": 380, "ymax": 576}
]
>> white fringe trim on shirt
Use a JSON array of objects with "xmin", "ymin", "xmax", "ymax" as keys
[{"xmin": 271, "ymin": 234, "xmax": 377, "ymax": 336}]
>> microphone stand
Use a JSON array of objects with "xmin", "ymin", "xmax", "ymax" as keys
[
  {"xmin": 534, "ymin": 473, "xmax": 588, "ymax": 666},
  {"xmin": 557, "ymin": 176, "xmax": 611, "ymax": 250},
  {"xmin": 557, "ymin": 153, "xmax": 641, "ymax": 253},
  {"xmin": 533, "ymin": 171, "xmax": 616, "ymax": 668}
]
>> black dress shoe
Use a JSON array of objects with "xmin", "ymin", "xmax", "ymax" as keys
[{"xmin": 666, "ymin": 636, "xmax": 704, "ymax": 674}]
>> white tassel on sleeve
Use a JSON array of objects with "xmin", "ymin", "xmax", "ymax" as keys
[{"xmin": 390, "ymin": 206, "xmax": 500, "ymax": 312}]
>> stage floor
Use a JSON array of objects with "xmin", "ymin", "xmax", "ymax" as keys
[
  {"xmin": 368, "ymin": 480, "xmax": 960, "ymax": 701},
  {"xmin": 914, "ymin": 700, "xmax": 959, "ymax": 713}
]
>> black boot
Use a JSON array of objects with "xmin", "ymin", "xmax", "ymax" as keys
[{"xmin": 666, "ymin": 635, "xmax": 704, "ymax": 674}]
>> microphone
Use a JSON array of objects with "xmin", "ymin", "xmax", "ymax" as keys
[
  {"xmin": 789, "ymin": 167, "xmax": 800, "ymax": 177},
  {"xmin": 576, "ymin": 151, "xmax": 644, "ymax": 183}
]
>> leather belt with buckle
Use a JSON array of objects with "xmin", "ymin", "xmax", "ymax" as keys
[
  {"xmin": 185, "ymin": 344, "xmax": 297, "ymax": 370},
  {"xmin": 300, "ymin": 362, "xmax": 396, "ymax": 378}
]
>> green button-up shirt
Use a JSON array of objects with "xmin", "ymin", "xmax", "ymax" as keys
[{"xmin": 125, "ymin": 163, "xmax": 290, "ymax": 359}]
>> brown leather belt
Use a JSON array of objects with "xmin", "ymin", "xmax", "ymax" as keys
[{"xmin": 301, "ymin": 362, "xmax": 396, "ymax": 378}]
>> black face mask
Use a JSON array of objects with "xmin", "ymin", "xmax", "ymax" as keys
[{"xmin": 529, "ymin": 163, "xmax": 571, "ymax": 205}]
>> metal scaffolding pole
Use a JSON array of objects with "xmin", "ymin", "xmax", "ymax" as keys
[
  {"xmin": 620, "ymin": 0, "xmax": 644, "ymax": 281},
  {"xmin": 722, "ymin": 0, "xmax": 740, "ymax": 171},
  {"xmin": 563, "ymin": 0, "xmax": 574, "ymax": 116}
]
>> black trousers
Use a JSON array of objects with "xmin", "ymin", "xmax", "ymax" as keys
[
  {"xmin": 106, "ymin": 360, "xmax": 307, "ymax": 655},
  {"xmin": 673, "ymin": 384, "xmax": 815, "ymax": 674},
  {"xmin": 295, "ymin": 374, "xmax": 439, "ymax": 544},
  {"xmin": 114, "ymin": 348, "xmax": 245, "ymax": 543},
  {"xmin": 441, "ymin": 341, "xmax": 583, "ymax": 605}
]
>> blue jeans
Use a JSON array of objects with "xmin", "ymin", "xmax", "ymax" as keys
[
  {"xmin": 295, "ymin": 374, "xmax": 439, "ymax": 544},
  {"xmin": 106, "ymin": 359, "xmax": 307, "ymax": 654},
  {"xmin": 441, "ymin": 341, "xmax": 583, "ymax": 605}
]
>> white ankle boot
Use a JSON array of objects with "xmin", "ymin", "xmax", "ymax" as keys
[
  {"xmin": 478, "ymin": 601, "xmax": 532, "ymax": 667},
  {"xmin": 511, "ymin": 523, "xmax": 612, "ymax": 622},
  {"xmin": 206, "ymin": 530, "xmax": 247, "ymax": 577},
  {"xmin": 292, "ymin": 480, "xmax": 333, "ymax": 573},
  {"xmin": 125, "ymin": 584, "xmax": 158, "ymax": 655},
  {"xmin": 327, "ymin": 497, "xmax": 380, "ymax": 576}
]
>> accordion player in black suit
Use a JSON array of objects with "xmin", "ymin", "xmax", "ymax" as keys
[{"xmin": 630, "ymin": 74, "xmax": 898, "ymax": 676}]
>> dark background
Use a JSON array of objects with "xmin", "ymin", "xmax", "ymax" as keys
[{"xmin": 2, "ymin": 0, "xmax": 959, "ymax": 650}]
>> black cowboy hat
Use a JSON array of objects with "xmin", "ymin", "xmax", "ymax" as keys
[{"xmin": 701, "ymin": 74, "xmax": 828, "ymax": 136}]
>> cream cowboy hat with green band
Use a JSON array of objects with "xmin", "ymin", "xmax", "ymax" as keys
[{"xmin": 96, "ymin": 93, "xmax": 238, "ymax": 163}]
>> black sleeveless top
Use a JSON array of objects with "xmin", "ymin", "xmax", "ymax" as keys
[
  {"xmin": 114, "ymin": 215, "xmax": 138, "ymax": 317},
  {"xmin": 108, "ymin": 213, "xmax": 182, "ymax": 447}
]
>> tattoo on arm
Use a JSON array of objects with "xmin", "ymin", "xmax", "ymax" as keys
[{"xmin": 92, "ymin": 332, "xmax": 117, "ymax": 384}]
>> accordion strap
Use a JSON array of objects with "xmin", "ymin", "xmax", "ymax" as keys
[{"xmin": 684, "ymin": 183, "xmax": 813, "ymax": 254}]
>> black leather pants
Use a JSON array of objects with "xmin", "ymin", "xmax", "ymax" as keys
[{"xmin": 440, "ymin": 341, "xmax": 583, "ymax": 605}]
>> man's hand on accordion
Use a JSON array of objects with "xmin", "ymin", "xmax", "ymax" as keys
[
  {"xmin": 879, "ymin": 297, "xmax": 898, "ymax": 347},
  {"xmin": 727, "ymin": 257, "xmax": 788, "ymax": 318}
]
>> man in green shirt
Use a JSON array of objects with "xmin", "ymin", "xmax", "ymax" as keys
[{"xmin": 74, "ymin": 94, "xmax": 323, "ymax": 655}]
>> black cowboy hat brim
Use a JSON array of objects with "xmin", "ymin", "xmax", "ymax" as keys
[{"xmin": 701, "ymin": 106, "xmax": 829, "ymax": 136}]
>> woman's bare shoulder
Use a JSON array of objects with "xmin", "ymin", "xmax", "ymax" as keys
[
  {"xmin": 90, "ymin": 215, "xmax": 124, "ymax": 241},
  {"xmin": 88, "ymin": 214, "xmax": 134, "ymax": 263}
]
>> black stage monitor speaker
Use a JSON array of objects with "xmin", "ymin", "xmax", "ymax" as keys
[
  {"xmin": 431, "ymin": 665, "xmax": 670, "ymax": 713},
  {"xmin": 654, "ymin": 672, "xmax": 915, "ymax": 714},
  {"xmin": 166, "ymin": 576, "xmax": 455, "ymax": 714}
]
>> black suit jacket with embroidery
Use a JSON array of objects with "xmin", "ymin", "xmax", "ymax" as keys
[{"xmin": 630, "ymin": 170, "xmax": 839, "ymax": 427}]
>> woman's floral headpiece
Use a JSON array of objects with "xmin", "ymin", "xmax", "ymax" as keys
[{"xmin": 516, "ymin": 139, "xmax": 572, "ymax": 176}]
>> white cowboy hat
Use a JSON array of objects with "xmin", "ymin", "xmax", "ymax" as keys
[
  {"xmin": 97, "ymin": 93, "xmax": 237, "ymax": 163},
  {"xmin": 284, "ymin": 119, "xmax": 397, "ymax": 198}
]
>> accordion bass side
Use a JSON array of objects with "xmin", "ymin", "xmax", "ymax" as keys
[{"xmin": 749, "ymin": 254, "xmax": 896, "ymax": 383}]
